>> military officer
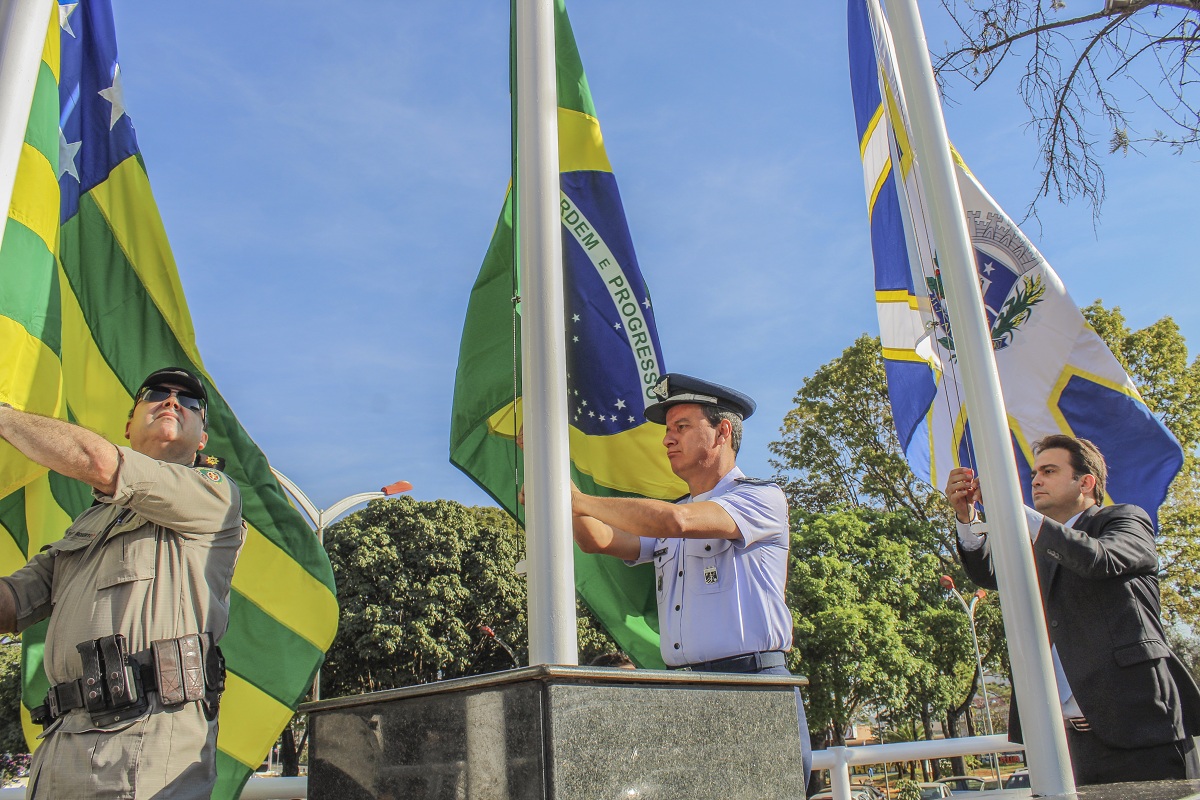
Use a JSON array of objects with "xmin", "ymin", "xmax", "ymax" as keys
[
  {"xmin": 571, "ymin": 373, "xmax": 809, "ymax": 775},
  {"xmin": 0, "ymin": 366, "xmax": 245, "ymax": 799}
]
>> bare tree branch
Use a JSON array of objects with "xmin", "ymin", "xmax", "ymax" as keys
[{"xmin": 934, "ymin": 1, "xmax": 1200, "ymax": 218}]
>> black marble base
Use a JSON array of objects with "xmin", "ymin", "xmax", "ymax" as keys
[
  {"xmin": 301, "ymin": 665, "xmax": 810, "ymax": 800},
  {"xmin": 1060, "ymin": 779, "xmax": 1200, "ymax": 799}
]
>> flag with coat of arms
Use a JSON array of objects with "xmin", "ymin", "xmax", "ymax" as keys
[{"xmin": 846, "ymin": 0, "xmax": 1183, "ymax": 521}]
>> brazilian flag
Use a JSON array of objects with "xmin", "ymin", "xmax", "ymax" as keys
[{"xmin": 450, "ymin": 0, "xmax": 682, "ymax": 668}]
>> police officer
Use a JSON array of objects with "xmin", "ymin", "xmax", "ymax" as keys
[
  {"xmin": 571, "ymin": 373, "xmax": 810, "ymax": 775},
  {"xmin": 0, "ymin": 367, "xmax": 245, "ymax": 799}
]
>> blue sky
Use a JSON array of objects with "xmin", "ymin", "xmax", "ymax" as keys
[{"xmin": 112, "ymin": 1, "xmax": 1198, "ymax": 516}]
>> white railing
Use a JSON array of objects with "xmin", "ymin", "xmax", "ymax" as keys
[
  {"xmin": 0, "ymin": 776, "xmax": 308, "ymax": 799},
  {"xmin": 811, "ymin": 734, "xmax": 1025, "ymax": 800}
]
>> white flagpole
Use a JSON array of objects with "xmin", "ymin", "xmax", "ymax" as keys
[
  {"xmin": 0, "ymin": 0, "xmax": 50, "ymax": 247},
  {"xmin": 880, "ymin": 0, "xmax": 1075, "ymax": 794},
  {"xmin": 514, "ymin": 0, "xmax": 579, "ymax": 666}
]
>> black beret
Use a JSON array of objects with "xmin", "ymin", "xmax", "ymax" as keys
[{"xmin": 644, "ymin": 373, "xmax": 755, "ymax": 424}]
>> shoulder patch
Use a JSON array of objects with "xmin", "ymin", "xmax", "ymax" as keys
[
  {"xmin": 197, "ymin": 468, "xmax": 224, "ymax": 484},
  {"xmin": 194, "ymin": 453, "xmax": 227, "ymax": 471},
  {"xmin": 735, "ymin": 477, "xmax": 777, "ymax": 487}
]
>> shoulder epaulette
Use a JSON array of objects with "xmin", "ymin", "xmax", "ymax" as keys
[{"xmin": 735, "ymin": 477, "xmax": 777, "ymax": 487}]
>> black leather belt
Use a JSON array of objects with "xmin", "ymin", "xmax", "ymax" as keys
[
  {"xmin": 32, "ymin": 633, "xmax": 224, "ymax": 728},
  {"xmin": 668, "ymin": 650, "xmax": 787, "ymax": 673},
  {"xmin": 41, "ymin": 662, "xmax": 158, "ymax": 722}
]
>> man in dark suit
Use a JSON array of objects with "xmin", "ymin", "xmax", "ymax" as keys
[{"xmin": 945, "ymin": 434, "xmax": 1200, "ymax": 785}]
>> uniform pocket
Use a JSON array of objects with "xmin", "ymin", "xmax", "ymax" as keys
[
  {"xmin": 689, "ymin": 539, "xmax": 733, "ymax": 595},
  {"xmin": 96, "ymin": 527, "xmax": 158, "ymax": 590}
]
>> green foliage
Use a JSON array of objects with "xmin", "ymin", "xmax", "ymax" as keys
[
  {"xmin": 787, "ymin": 507, "xmax": 973, "ymax": 745},
  {"xmin": 896, "ymin": 778, "xmax": 922, "ymax": 800},
  {"xmin": 321, "ymin": 497, "xmax": 529, "ymax": 695},
  {"xmin": 0, "ymin": 644, "xmax": 24, "ymax": 755},
  {"xmin": 320, "ymin": 497, "xmax": 620, "ymax": 696},
  {"xmin": 769, "ymin": 334, "xmax": 946, "ymax": 525},
  {"xmin": 1083, "ymin": 301, "xmax": 1200, "ymax": 626},
  {"xmin": 1167, "ymin": 627, "xmax": 1200, "ymax": 685},
  {"xmin": 772, "ymin": 335, "xmax": 1012, "ymax": 745}
]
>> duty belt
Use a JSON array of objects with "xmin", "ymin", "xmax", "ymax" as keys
[
  {"xmin": 668, "ymin": 650, "xmax": 787, "ymax": 673},
  {"xmin": 31, "ymin": 632, "xmax": 225, "ymax": 728}
]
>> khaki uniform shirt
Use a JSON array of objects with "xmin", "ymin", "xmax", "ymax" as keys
[{"xmin": 1, "ymin": 446, "xmax": 245, "ymax": 799}]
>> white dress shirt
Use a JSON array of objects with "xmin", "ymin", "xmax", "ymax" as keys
[{"xmin": 956, "ymin": 508, "xmax": 1085, "ymax": 719}]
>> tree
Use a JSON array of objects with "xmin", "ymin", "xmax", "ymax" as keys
[
  {"xmin": 1082, "ymin": 301, "xmax": 1200, "ymax": 626},
  {"xmin": 771, "ymin": 336, "xmax": 1025, "ymax": 752},
  {"xmin": 770, "ymin": 335, "xmax": 947, "ymax": 530},
  {"xmin": 935, "ymin": 1, "xmax": 1200, "ymax": 217},
  {"xmin": 321, "ymin": 497, "xmax": 529, "ymax": 695},
  {"xmin": 320, "ymin": 496, "xmax": 618, "ymax": 697},
  {"xmin": 0, "ymin": 643, "xmax": 24, "ymax": 755},
  {"xmin": 787, "ymin": 507, "xmax": 974, "ymax": 755}
]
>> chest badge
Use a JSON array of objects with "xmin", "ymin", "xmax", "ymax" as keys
[{"xmin": 704, "ymin": 566, "xmax": 718, "ymax": 584}]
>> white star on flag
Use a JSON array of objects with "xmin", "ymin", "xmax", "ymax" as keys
[
  {"xmin": 98, "ymin": 63, "xmax": 127, "ymax": 130},
  {"xmin": 642, "ymin": 298, "xmax": 651, "ymax": 309},
  {"xmin": 58, "ymin": 129, "xmax": 81, "ymax": 182},
  {"xmin": 615, "ymin": 399, "xmax": 626, "ymax": 409},
  {"xmin": 627, "ymin": 415, "xmax": 636, "ymax": 423},
  {"xmin": 59, "ymin": 3, "xmax": 79, "ymax": 37},
  {"xmin": 613, "ymin": 322, "xmax": 622, "ymax": 331},
  {"xmin": 572, "ymin": 314, "xmax": 580, "ymax": 322}
]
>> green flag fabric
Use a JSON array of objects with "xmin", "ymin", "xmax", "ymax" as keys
[
  {"xmin": 450, "ymin": 0, "xmax": 682, "ymax": 668},
  {"xmin": 0, "ymin": 2, "xmax": 337, "ymax": 796}
]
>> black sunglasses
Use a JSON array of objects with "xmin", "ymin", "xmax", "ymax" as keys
[{"xmin": 136, "ymin": 385, "xmax": 206, "ymax": 414}]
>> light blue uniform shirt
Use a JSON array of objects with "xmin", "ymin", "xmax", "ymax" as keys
[{"xmin": 629, "ymin": 466, "xmax": 793, "ymax": 667}]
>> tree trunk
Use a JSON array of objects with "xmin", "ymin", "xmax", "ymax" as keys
[
  {"xmin": 921, "ymin": 705, "xmax": 935, "ymax": 780},
  {"xmin": 280, "ymin": 728, "xmax": 299, "ymax": 777},
  {"xmin": 945, "ymin": 711, "xmax": 967, "ymax": 775}
]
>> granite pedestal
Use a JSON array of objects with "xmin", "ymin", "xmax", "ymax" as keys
[{"xmin": 301, "ymin": 665, "xmax": 809, "ymax": 800}]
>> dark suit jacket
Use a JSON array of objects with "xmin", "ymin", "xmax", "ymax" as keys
[{"xmin": 958, "ymin": 503, "xmax": 1200, "ymax": 749}]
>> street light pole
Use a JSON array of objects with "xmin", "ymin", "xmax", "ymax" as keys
[
  {"xmin": 941, "ymin": 575, "xmax": 1001, "ymax": 784},
  {"xmin": 272, "ymin": 469, "xmax": 412, "ymax": 700}
]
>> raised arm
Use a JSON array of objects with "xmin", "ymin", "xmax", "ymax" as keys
[
  {"xmin": 571, "ymin": 485, "xmax": 739, "ymax": 541},
  {"xmin": 0, "ymin": 403, "xmax": 119, "ymax": 495}
]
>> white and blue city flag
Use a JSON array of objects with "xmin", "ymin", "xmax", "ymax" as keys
[{"xmin": 846, "ymin": 0, "xmax": 1183, "ymax": 524}]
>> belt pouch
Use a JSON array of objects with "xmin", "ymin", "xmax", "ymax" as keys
[
  {"xmin": 201, "ymin": 634, "xmax": 226, "ymax": 693},
  {"xmin": 98, "ymin": 634, "xmax": 141, "ymax": 708},
  {"xmin": 76, "ymin": 639, "xmax": 106, "ymax": 713},
  {"xmin": 152, "ymin": 638, "xmax": 185, "ymax": 705},
  {"xmin": 153, "ymin": 634, "xmax": 206, "ymax": 704}
]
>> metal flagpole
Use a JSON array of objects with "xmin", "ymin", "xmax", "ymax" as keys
[
  {"xmin": 880, "ymin": 0, "xmax": 1075, "ymax": 794},
  {"xmin": 0, "ymin": 0, "xmax": 51, "ymax": 247},
  {"xmin": 514, "ymin": 0, "xmax": 578, "ymax": 666}
]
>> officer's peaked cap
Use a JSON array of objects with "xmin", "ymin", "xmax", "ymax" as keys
[
  {"xmin": 136, "ymin": 366, "xmax": 208, "ymax": 406},
  {"xmin": 644, "ymin": 373, "xmax": 755, "ymax": 425}
]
